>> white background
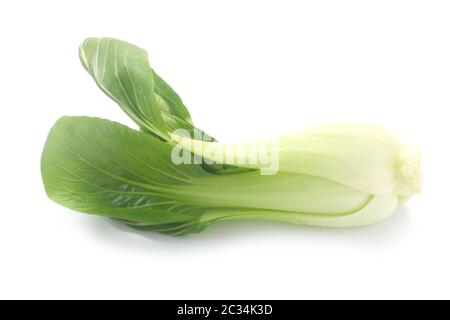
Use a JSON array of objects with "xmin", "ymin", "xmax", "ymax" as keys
[{"xmin": 0, "ymin": 0, "xmax": 449, "ymax": 299}]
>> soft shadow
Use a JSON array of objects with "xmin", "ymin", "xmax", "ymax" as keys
[{"xmin": 82, "ymin": 205, "xmax": 413, "ymax": 252}]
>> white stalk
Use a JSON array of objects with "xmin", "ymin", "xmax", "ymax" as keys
[{"xmin": 171, "ymin": 122, "xmax": 422, "ymax": 197}]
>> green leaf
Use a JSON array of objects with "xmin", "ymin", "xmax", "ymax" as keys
[
  {"xmin": 41, "ymin": 116, "xmax": 213, "ymax": 233},
  {"xmin": 79, "ymin": 37, "xmax": 198, "ymax": 141},
  {"xmin": 79, "ymin": 37, "xmax": 168, "ymax": 138},
  {"xmin": 79, "ymin": 37, "xmax": 252, "ymax": 175}
]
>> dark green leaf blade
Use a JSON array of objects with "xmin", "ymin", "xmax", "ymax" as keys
[
  {"xmin": 79, "ymin": 37, "xmax": 253, "ymax": 175},
  {"xmin": 41, "ymin": 116, "xmax": 211, "ymax": 229},
  {"xmin": 79, "ymin": 37, "xmax": 167, "ymax": 138}
]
